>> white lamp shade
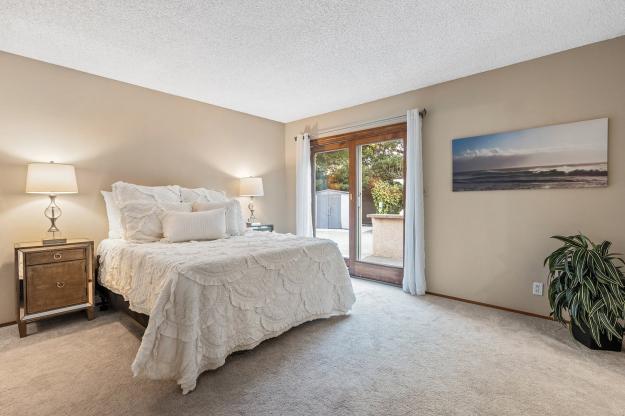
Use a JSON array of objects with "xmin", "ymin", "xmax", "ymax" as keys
[
  {"xmin": 26, "ymin": 162, "xmax": 78, "ymax": 194},
  {"xmin": 239, "ymin": 177, "xmax": 264, "ymax": 197}
]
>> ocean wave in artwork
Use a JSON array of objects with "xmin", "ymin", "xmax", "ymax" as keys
[{"xmin": 453, "ymin": 163, "xmax": 608, "ymax": 192}]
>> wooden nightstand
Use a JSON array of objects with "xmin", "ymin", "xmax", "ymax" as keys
[
  {"xmin": 15, "ymin": 239, "xmax": 95, "ymax": 337},
  {"xmin": 247, "ymin": 224, "xmax": 274, "ymax": 232}
]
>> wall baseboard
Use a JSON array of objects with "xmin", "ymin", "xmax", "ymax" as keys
[
  {"xmin": 352, "ymin": 275, "xmax": 552, "ymax": 320},
  {"xmin": 0, "ymin": 320, "xmax": 16, "ymax": 328},
  {"xmin": 426, "ymin": 291, "xmax": 552, "ymax": 320}
]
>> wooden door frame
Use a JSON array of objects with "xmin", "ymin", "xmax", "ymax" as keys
[{"xmin": 311, "ymin": 122, "xmax": 407, "ymax": 285}]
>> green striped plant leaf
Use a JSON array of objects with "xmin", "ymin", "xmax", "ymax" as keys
[{"xmin": 546, "ymin": 234, "xmax": 625, "ymax": 347}]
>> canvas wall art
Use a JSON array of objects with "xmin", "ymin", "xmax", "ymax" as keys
[{"xmin": 452, "ymin": 118, "xmax": 608, "ymax": 192}]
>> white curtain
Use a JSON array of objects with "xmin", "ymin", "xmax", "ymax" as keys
[
  {"xmin": 403, "ymin": 109, "xmax": 426, "ymax": 295},
  {"xmin": 295, "ymin": 133, "xmax": 314, "ymax": 237}
]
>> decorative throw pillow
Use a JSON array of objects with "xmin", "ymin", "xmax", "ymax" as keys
[
  {"xmin": 161, "ymin": 209, "xmax": 227, "ymax": 243},
  {"xmin": 180, "ymin": 187, "xmax": 228, "ymax": 204},
  {"xmin": 193, "ymin": 199, "xmax": 246, "ymax": 236},
  {"xmin": 112, "ymin": 181, "xmax": 181, "ymax": 206},
  {"xmin": 119, "ymin": 201, "xmax": 192, "ymax": 242},
  {"xmin": 101, "ymin": 191, "xmax": 123, "ymax": 239}
]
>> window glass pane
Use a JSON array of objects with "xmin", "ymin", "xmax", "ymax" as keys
[
  {"xmin": 357, "ymin": 139, "xmax": 404, "ymax": 267},
  {"xmin": 314, "ymin": 149, "xmax": 349, "ymax": 258}
]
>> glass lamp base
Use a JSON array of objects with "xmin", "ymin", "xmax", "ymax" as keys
[
  {"xmin": 247, "ymin": 197, "xmax": 259, "ymax": 225},
  {"xmin": 43, "ymin": 195, "xmax": 65, "ymax": 245}
]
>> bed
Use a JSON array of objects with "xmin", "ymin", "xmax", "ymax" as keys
[{"xmin": 97, "ymin": 231, "xmax": 356, "ymax": 394}]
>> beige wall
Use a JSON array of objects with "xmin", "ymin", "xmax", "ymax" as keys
[
  {"xmin": 285, "ymin": 36, "xmax": 625, "ymax": 316},
  {"xmin": 0, "ymin": 52, "xmax": 286, "ymax": 325}
]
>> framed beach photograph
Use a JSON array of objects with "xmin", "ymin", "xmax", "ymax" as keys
[{"xmin": 452, "ymin": 118, "xmax": 608, "ymax": 192}]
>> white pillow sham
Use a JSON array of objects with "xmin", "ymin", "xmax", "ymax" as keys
[
  {"xmin": 181, "ymin": 187, "xmax": 228, "ymax": 204},
  {"xmin": 112, "ymin": 181, "xmax": 181, "ymax": 206},
  {"xmin": 119, "ymin": 201, "xmax": 192, "ymax": 242},
  {"xmin": 101, "ymin": 191, "xmax": 123, "ymax": 239},
  {"xmin": 193, "ymin": 199, "xmax": 246, "ymax": 236},
  {"xmin": 162, "ymin": 209, "xmax": 227, "ymax": 243}
]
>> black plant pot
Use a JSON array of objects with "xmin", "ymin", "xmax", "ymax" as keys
[{"xmin": 571, "ymin": 321, "xmax": 623, "ymax": 352}]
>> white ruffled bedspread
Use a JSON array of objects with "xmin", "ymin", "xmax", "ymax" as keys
[{"xmin": 97, "ymin": 232, "xmax": 356, "ymax": 393}]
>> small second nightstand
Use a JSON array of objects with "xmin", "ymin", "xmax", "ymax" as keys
[
  {"xmin": 15, "ymin": 239, "xmax": 95, "ymax": 337},
  {"xmin": 247, "ymin": 224, "xmax": 274, "ymax": 232}
]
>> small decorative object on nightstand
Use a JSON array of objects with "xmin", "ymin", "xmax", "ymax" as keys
[
  {"xmin": 248, "ymin": 224, "xmax": 274, "ymax": 232},
  {"xmin": 15, "ymin": 239, "xmax": 95, "ymax": 337}
]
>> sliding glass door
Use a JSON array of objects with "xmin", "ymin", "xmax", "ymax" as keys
[{"xmin": 313, "ymin": 123, "xmax": 406, "ymax": 284}]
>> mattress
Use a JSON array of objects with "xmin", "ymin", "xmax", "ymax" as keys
[{"xmin": 97, "ymin": 232, "xmax": 356, "ymax": 393}]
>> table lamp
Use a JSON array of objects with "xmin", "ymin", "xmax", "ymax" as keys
[
  {"xmin": 239, "ymin": 177, "xmax": 264, "ymax": 225},
  {"xmin": 26, "ymin": 161, "xmax": 78, "ymax": 244}
]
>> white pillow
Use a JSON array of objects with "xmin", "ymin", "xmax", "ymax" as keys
[
  {"xmin": 193, "ymin": 199, "xmax": 246, "ymax": 236},
  {"xmin": 101, "ymin": 191, "xmax": 123, "ymax": 239},
  {"xmin": 162, "ymin": 209, "xmax": 227, "ymax": 243},
  {"xmin": 119, "ymin": 201, "xmax": 192, "ymax": 242},
  {"xmin": 180, "ymin": 187, "xmax": 228, "ymax": 204},
  {"xmin": 112, "ymin": 181, "xmax": 181, "ymax": 205}
]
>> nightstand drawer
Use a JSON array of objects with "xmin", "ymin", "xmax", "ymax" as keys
[
  {"xmin": 26, "ymin": 260, "xmax": 88, "ymax": 314},
  {"xmin": 25, "ymin": 248, "xmax": 86, "ymax": 266}
]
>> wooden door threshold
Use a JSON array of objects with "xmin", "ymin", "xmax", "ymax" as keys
[{"xmin": 350, "ymin": 274, "xmax": 401, "ymax": 287}]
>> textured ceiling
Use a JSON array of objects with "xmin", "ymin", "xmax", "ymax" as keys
[{"xmin": 1, "ymin": 1, "xmax": 624, "ymax": 122}]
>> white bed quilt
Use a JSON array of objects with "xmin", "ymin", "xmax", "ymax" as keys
[{"xmin": 97, "ymin": 232, "xmax": 356, "ymax": 394}]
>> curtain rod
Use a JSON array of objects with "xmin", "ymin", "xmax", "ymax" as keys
[{"xmin": 294, "ymin": 109, "xmax": 426, "ymax": 141}]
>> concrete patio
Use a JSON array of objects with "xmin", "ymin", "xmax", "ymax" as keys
[{"xmin": 316, "ymin": 227, "xmax": 403, "ymax": 268}]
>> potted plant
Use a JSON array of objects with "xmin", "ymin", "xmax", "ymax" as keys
[{"xmin": 545, "ymin": 234, "xmax": 625, "ymax": 351}]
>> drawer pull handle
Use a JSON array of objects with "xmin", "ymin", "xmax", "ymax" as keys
[
  {"xmin": 53, "ymin": 252, "xmax": 63, "ymax": 260},
  {"xmin": 56, "ymin": 281, "xmax": 65, "ymax": 288}
]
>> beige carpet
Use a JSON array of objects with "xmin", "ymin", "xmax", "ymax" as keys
[{"xmin": 1, "ymin": 278, "xmax": 624, "ymax": 416}]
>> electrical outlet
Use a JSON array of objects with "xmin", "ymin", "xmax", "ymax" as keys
[{"xmin": 532, "ymin": 282, "xmax": 544, "ymax": 296}]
